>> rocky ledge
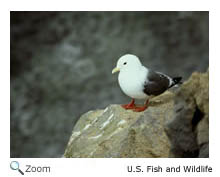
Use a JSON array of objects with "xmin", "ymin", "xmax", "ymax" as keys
[{"xmin": 64, "ymin": 70, "xmax": 209, "ymax": 158}]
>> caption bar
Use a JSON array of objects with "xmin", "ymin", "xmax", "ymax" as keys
[{"xmin": 127, "ymin": 165, "xmax": 212, "ymax": 173}]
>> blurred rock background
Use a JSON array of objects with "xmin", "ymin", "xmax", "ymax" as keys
[{"xmin": 10, "ymin": 11, "xmax": 209, "ymax": 157}]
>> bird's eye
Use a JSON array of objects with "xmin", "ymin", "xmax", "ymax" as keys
[{"xmin": 123, "ymin": 62, "xmax": 127, "ymax": 65}]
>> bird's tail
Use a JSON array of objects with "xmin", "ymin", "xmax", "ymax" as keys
[{"xmin": 169, "ymin": 77, "xmax": 182, "ymax": 88}]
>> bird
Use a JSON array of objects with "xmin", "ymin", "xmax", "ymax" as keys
[{"xmin": 112, "ymin": 54, "xmax": 182, "ymax": 112}]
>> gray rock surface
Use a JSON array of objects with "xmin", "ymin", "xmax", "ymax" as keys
[
  {"xmin": 165, "ymin": 70, "xmax": 209, "ymax": 157},
  {"xmin": 64, "ymin": 92, "xmax": 174, "ymax": 158},
  {"xmin": 11, "ymin": 12, "xmax": 209, "ymax": 157}
]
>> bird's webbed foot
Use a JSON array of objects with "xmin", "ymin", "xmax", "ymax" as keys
[
  {"xmin": 121, "ymin": 99, "xmax": 137, "ymax": 109},
  {"xmin": 133, "ymin": 99, "xmax": 149, "ymax": 112}
]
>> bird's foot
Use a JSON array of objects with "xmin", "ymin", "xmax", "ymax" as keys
[
  {"xmin": 121, "ymin": 104, "xmax": 137, "ymax": 109},
  {"xmin": 121, "ymin": 99, "xmax": 136, "ymax": 109},
  {"xmin": 133, "ymin": 99, "xmax": 149, "ymax": 112}
]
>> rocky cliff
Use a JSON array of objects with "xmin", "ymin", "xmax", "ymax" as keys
[{"xmin": 64, "ymin": 70, "xmax": 209, "ymax": 158}]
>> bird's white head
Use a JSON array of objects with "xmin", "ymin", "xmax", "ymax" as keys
[{"xmin": 112, "ymin": 54, "xmax": 142, "ymax": 74}]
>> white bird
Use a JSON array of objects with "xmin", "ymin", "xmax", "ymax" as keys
[{"xmin": 112, "ymin": 54, "xmax": 182, "ymax": 112}]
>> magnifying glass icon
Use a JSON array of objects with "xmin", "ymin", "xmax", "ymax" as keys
[{"xmin": 10, "ymin": 161, "xmax": 24, "ymax": 175}]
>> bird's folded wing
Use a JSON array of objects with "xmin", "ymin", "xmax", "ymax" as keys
[{"xmin": 143, "ymin": 70, "xmax": 170, "ymax": 96}]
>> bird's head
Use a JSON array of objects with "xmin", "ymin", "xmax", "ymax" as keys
[{"xmin": 112, "ymin": 54, "xmax": 142, "ymax": 74}]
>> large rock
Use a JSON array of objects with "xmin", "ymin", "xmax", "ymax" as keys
[
  {"xmin": 165, "ymin": 70, "xmax": 209, "ymax": 157},
  {"xmin": 64, "ymin": 70, "xmax": 209, "ymax": 158},
  {"xmin": 64, "ymin": 92, "xmax": 174, "ymax": 158}
]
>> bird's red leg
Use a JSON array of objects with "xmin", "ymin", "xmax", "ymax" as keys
[
  {"xmin": 133, "ymin": 99, "xmax": 149, "ymax": 112},
  {"xmin": 121, "ymin": 99, "xmax": 136, "ymax": 109}
]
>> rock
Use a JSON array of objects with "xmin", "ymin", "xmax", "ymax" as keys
[
  {"xmin": 165, "ymin": 70, "xmax": 209, "ymax": 157},
  {"xmin": 64, "ymin": 70, "xmax": 209, "ymax": 158},
  {"xmin": 64, "ymin": 92, "xmax": 174, "ymax": 158}
]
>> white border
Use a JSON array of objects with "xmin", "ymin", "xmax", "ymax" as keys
[
  {"xmin": 1, "ymin": 0, "xmax": 220, "ymax": 176},
  {"xmin": 2, "ymin": 0, "xmax": 217, "ymax": 11}
]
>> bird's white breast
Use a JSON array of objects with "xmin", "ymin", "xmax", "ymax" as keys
[{"xmin": 118, "ymin": 66, "xmax": 149, "ymax": 99}]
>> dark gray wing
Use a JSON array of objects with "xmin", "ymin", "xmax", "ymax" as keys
[{"xmin": 143, "ymin": 70, "xmax": 170, "ymax": 96}]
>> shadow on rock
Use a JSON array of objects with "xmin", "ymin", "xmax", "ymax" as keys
[{"xmin": 165, "ymin": 69, "xmax": 209, "ymax": 158}]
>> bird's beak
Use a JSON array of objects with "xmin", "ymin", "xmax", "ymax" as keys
[{"xmin": 112, "ymin": 67, "xmax": 120, "ymax": 74}]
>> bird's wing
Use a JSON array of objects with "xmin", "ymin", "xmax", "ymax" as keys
[{"xmin": 143, "ymin": 70, "xmax": 170, "ymax": 96}]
